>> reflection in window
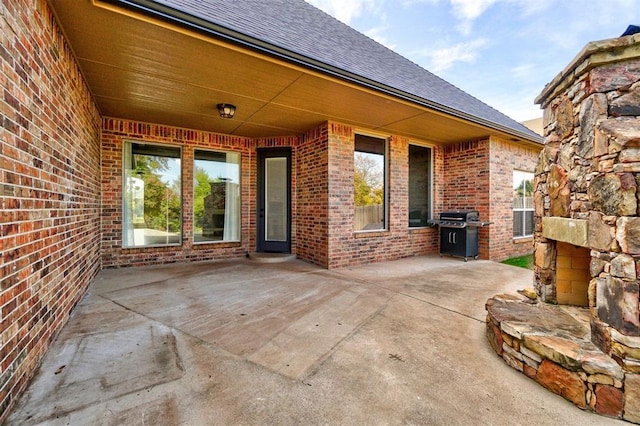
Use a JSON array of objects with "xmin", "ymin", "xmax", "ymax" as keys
[
  {"xmin": 408, "ymin": 145, "xmax": 432, "ymax": 227},
  {"xmin": 123, "ymin": 142, "xmax": 181, "ymax": 247},
  {"xmin": 194, "ymin": 149, "xmax": 240, "ymax": 243},
  {"xmin": 354, "ymin": 134, "xmax": 386, "ymax": 231},
  {"xmin": 513, "ymin": 170, "xmax": 534, "ymax": 237}
]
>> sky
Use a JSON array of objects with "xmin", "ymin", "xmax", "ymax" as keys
[{"xmin": 305, "ymin": 0, "xmax": 640, "ymax": 122}]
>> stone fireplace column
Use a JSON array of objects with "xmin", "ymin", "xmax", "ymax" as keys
[{"xmin": 534, "ymin": 33, "xmax": 640, "ymax": 373}]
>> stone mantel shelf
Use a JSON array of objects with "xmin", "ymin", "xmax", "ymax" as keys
[{"xmin": 541, "ymin": 217, "xmax": 589, "ymax": 248}]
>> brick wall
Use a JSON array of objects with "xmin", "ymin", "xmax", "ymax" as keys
[
  {"xmin": 443, "ymin": 139, "xmax": 492, "ymax": 258},
  {"xmin": 324, "ymin": 123, "xmax": 439, "ymax": 269},
  {"xmin": 0, "ymin": 0, "xmax": 102, "ymax": 420},
  {"xmin": 295, "ymin": 124, "xmax": 329, "ymax": 266},
  {"xmin": 488, "ymin": 136, "xmax": 540, "ymax": 261},
  {"xmin": 442, "ymin": 137, "xmax": 540, "ymax": 261},
  {"xmin": 101, "ymin": 118, "xmax": 272, "ymax": 267}
]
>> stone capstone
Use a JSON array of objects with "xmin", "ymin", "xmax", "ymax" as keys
[
  {"xmin": 537, "ymin": 359, "xmax": 587, "ymax": 408},
  {"xmin": 588, "ymin": 173, "xmax": 637, "ymax": 216}
]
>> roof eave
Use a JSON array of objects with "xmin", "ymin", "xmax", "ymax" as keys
[{"xmin": 102, "ymin": 0, "xmax": 544, "ymax": 145}]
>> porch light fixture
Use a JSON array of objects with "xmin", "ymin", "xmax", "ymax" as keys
[{"xmin": 217, "ymin": 103, "xmax": 236, "ymax": 118}]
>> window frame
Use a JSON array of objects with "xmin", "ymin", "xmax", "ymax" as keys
[
  {"xmin": 353, "ymin": 132, "xmax": 388, "ymax": 233},
  {"xmin": 513, "ymin": 170, "xmax": 534, "ymax": 238},
  {"xmin": 122, "ymin": 140, "xmax": 183, "ymax": 249},
  {"xmin": 408, "ymin": 142, "xmax": 434, "ymax": 228},
  {"xmin": 192, "ymin": 148, "xmax": 242, "ymax": 244}
]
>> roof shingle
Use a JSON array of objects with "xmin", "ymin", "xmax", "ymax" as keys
[{"xmin": 150, "ymin": 0, "xmax": 542, "ymax": 141}]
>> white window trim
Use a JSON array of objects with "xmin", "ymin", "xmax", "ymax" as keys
[{"xmin": 513, "ymin": 170, "xmax": 534, "ymax": 238}]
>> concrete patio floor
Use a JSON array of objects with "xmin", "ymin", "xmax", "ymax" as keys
[{"xmin": 6, "ymin": 255, "xmax": 624, "ymax": 425}]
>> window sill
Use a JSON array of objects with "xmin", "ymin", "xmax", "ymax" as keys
[
  {"xmin": 354, "ymin": 230, "xmax": 389, "ymax": 238},
  {"xmin": 513, "ymin": 236, "xmax": 533, "ymax": 244},
  {"xmin": 408, "ymin": 226, "xmax": 436, "ymax": 234},
  {"xmin": 122, "ymin": 243, "xmax": 182, "ymax": 250},
  {"xmin": 194, "ymin": 241, "xmax": 242, "ymax": 248}
]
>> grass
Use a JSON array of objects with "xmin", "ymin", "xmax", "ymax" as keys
[{"xmin": 501, "ymin": 254, "xmax": 534, "ymax": 270}]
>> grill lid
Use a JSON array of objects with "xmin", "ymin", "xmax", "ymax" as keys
[{"xmin": 439, "ymin": 210, "xmax": 479, "ymax": 221}]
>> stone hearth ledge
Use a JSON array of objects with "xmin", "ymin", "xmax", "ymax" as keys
[{"xmin": 486, "ymin": 294, "xmax": 639, "ymax": 423}]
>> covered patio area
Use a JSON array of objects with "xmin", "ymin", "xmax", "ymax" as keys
[{"xmin": 6, "ymin": 256, "xmax": 621, "ymax": 425}]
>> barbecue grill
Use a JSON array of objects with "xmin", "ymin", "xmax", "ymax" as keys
[{"xmin": 428, "ymin": 210, "xmax": 491, "ymax": 261}]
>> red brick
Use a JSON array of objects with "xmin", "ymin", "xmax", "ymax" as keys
[{"xmin": 0, "ymin": 0, "xmax": 101, "ymax": 421}]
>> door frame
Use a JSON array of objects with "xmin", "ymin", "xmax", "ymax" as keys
[{"xmin": 256, "ymin": 148, "xmax": 292, "ymax": 253}]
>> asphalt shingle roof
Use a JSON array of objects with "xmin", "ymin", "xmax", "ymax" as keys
[{"xmin": 147, "ymin": 0, "xmax": 541, "ymax": 141}]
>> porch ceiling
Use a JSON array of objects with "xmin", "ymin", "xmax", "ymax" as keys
[{"xmin": 50, "ymin": 0, "xmax": 532, "ymax": 145}]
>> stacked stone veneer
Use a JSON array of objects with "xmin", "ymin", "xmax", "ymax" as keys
[
  {"xmin": 503, "ymin": 33, "xmax": 640, "ymax": 422},
  {"xmin": 486, "ymin": 294, "xmax": 632, "ymax": 421},
  {"xmin": 0, "ymin": 0, "xmax": 102, "ymax": 421}
]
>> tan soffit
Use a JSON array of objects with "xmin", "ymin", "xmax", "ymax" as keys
[{"xmin": 50, "ymin": 0, "xmax": 536, "ymax": 145}]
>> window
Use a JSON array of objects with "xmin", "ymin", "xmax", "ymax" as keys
[
  {"xmin": 123, "ymin": 142, "xmax": 181, "ymax": 247},
  {"xmin": 408, "ymin": 144, "xmax": 432, "ymax": 227},
  {"xmin": 193, "ymin": 149, "xmax": 241, "ymax": 243},
  {"xmin": 354, "ymin": 134, "xmax": 386, "ymax": 231},
  {"xmin": 513, "ymin": 170, "xmax": 534, "ymax": 237}
]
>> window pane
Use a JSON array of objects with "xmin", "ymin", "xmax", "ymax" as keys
[
  {"xmin": 194, "ymin": 150, "xmax": 240, "ymax": 243},
  {"xmin": 354, "ymin": 135, "xmax": 385, "ymax": 231},
  {"xmin": 265, "ymin": 157, "xmax": 287, "ymax": 241},
  {"xmin": 525, "ymin": 210, "xmax": 534, "ymax": 235},
  {"xmin": 513, "ymin": 212, "xmax": 523, "ymax": 237},
  {"xmin": 513, "ymin": 170, "xmax": 534, "ymax": 237},
  {"xmin": 123, "ymin": 142, "xmax": 181, "ymax": 247},
  {"xmin": 408, "ymin": 145, "xmax": 431, "ymax": 227},
  {"xmin": 524, "ymin": 175, "xmax": 534, "ymax": 209}
]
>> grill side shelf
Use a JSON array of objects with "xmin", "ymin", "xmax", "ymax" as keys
[{"xmin": 466, "ymin": 221, "xmax": 493, "ymax": 227}]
